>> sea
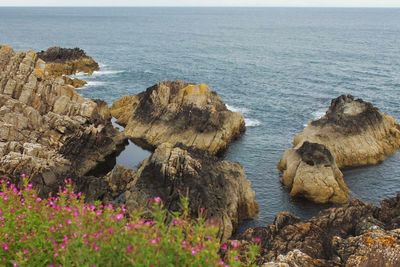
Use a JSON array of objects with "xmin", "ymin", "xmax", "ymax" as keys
[{"xmin": 1, "ymin": 7, "xmax": 399, "ymax": 230}]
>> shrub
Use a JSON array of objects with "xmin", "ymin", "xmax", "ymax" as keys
[{"xmin": 0, "ymin": 177, "xmax": 259, "ymax": 267}]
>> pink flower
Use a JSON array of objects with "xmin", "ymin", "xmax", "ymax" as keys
[
  {"xmin": 220, "ymin": 243, "xmax": 228, "ymax": 251},
  {"xmin": 2, "ymin": 243, "xmax": 9, "ymax": 251},
  {"xmin": 153, "ymin": 197, "xmax": 162, "ymax": 203},
  {"xmin": 191, "ymin": 247, "xmax": 198, "ymax": 255},
  {"xmin": 27, "ymin": 183, "xmax": 33, "ymax": 190},
  {"xmin": 252, "ymin": 236, "xmax": 262, "ymax": 244},
  {"xmin": 115, "ymin": 213, "xmax": 124, "ymax": 221},
  {"xmin": 66, "ymin": 219, "xmax": 72, "ymax": 225},
  {"xmin": 126, "ymin": 245, "xmax": 134, "ymax": 253},
  {"xmin": 230, "ymin": 240, "xmax": 240, "ymax": 249},
  {"xmin": 149, "ymin": 237, "xmax": 161, "ymax": 245}
]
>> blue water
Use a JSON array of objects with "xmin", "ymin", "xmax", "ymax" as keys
[{"xmin": 1, "ymin": 7, "xmax": 399, "ymax": 228}]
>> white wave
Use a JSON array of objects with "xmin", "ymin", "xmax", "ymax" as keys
[
  {"xmin": 99, "ymin": 63, "xmax": 108, "ymax": 68},
  {"xmin": 312, "ymin": 110, "xmax": 326, "ymax": 120},
  {"xmin": 226, "ymin": 104, "xmax": 260, "ymax": 127},
  {"xmin": 226, "ymin": 104, "xmax": 249, "ymax": 114},
  {"xmin": 245, "ymin": 118, "xmax": 261, "ymax": 127},
  {"xmin": 81, "ymin": 81, "xmax": 106, "ymax": 88},
  {"xmin": 91, "ymin": 70, "xmax": 124, "ymax": 76}
]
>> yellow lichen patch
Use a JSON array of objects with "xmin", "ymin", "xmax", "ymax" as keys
[
  {"xmin": 33, "ymin": 68, "xmax": 45, "ymax": 79},
  {"xmin": 362, "ymin": 234, "xmax": 397, "ymax": 248},
  {"xmin": 182, "ymin": 83, "xmax": 209, "ymax": 96}
]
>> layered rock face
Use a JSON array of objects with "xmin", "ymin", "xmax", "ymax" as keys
[
  {"xmin": 121, "ymin": 143, "xmax": 259, "ymax": 240},
  {"xmin": 279, "ymin": 95, "xmax": 400, "ymax": 204},
  {"xmin": 278, "ymin": 142, "xmax": 348, "ymax": 204},
  {"xmin": 110, "ymin": 80, "xmax": 246, "ymax": 155},
  {"xmin": 0, "ymin": 45, "xmax": 124, "ymax": 195},
  {"xmin": 241, "ymin": 194, "xmax": 400, "ymax": 267}
]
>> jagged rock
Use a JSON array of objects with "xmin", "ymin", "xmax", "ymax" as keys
[
  {"xmin": 37, "ymin": 46, "xmax": 99, "ymax": 76},
  {"xmin": 241, "ymin": 194, "xmax": 400, "ymax": 267},
  {"xmin": 278, "ymin": 141, "xmax": 349, "ymax": 204},
  {"xmin": 110, "ymin": 80, "xmax": 245, "ymax": 155},
  {"xmin": 123, "ymin": 143, "xmax": 258, "ymax": 240},
  {"xmin": 278, "ymin": 95, "xmax": 400, "ymax": 204},
  {"xmin": 0, "ymin": 45, "xmax": 124, "ymax": 196},
  {"xmin": 294, "ymin": 95, "xmax": 400, "ymax": 168}
]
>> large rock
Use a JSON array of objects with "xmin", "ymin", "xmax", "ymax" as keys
[
  {"xmin": 0, "ymin": 45, "xmax": 124, "ymax": 195},
  {"xmin": 278, "ymin": 95, "xmax": 400, "ymax": 204},
  {"xmin": 241, "ymin": 194, "xmax": 400, "ymax": 267},
  {"xmin": 122, "ymin": 143, "xmax": 259, "ymax": 240},
  {"xmin": 293, "ymin": 95, "xmax": 400, "ymax": 168},
  {"xmin": 110, "ymin": 80, "xmax": 246, "ymax": 155},
  {"xmin": 278, "ymin": 141, "xmax": 349, "ymax": 204}
]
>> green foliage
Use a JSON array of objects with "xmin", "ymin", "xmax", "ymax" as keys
[{"xmin": 0, "ymin": 177, "xmax": 259, "ymax": 267}]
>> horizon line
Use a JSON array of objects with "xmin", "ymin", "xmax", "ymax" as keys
[{"xmin": 1, "ymin": 5, "xmax": 400, "ymax": 8}]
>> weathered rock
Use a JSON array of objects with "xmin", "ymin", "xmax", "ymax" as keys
[
  {"xmin": 278, "ymin": 95, "xmax": 400, "ymax": 204},
  {"xmin": 110, "ymin": 80, "xmax": 246, "ymax": 155},
  {"xmin": 37, "ymin": 46, "xmax": 99, "ymax": 76},
  {"xmin": 278, "ymin": 141, "xmax": 349, "ymax": 204},
  {"xmin": 241, "ymin": 194, "xmax": 400, "ymax": 267},
  {"xmin": 123, "ymin": 143, "xmax": 258, "ymax": 240},
  {"xmin": 294, "ymin": 95, "xmax": 400, "ymax": 168},
  {"xmin": 0, "ymin": 45, "xmax": 124, "ymax": 196}
]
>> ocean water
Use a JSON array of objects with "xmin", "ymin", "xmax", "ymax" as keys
[{"xmin": 1, "ymin": 7, "xmax": 399, "ymax": 229}]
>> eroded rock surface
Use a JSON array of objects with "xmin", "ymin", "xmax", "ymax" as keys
[
  {"xmin": 121, "ymin": 143, "xmax": 259, "ymax": 240},
  {"xmin": 294, "ymin": 95, "xmax": 400, "ymax": 168},
  {"xmin": 241, "ymin": 194, "xmax": 400, "ymax": 267},
  {"xmin": 110, "ymin": 80, "xmax": 245, "ymax": 155},
  {"xmin": 0, "ymin": 45, "xmax": 124, "ymax": 195},
  {"xmin": 279, "ymin": 95, "xmax": 400, "ymax": 204},
  {"xmin": 278, "ymin": 141, "xmax": 349, "ymax": 204}
]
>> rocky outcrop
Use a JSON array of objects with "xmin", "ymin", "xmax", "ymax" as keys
[
  {"xmin": 0, "ymin": 45, "xmax": 124, "ymax": 196},
  {"xmin": 278, "ymin": 142, "xmax": 349, "ymax": 204},
  {"xmin": 110, "ymin": 80, "xmax": 246, "ymax": 155},
  {"xmin": 120, "ymin": 143, "xmax": 259, "ymax": 240},
  {"xmin": 293, "ymin": 95, "xmax": 400, "ymax": 168},
  {"xmin": 279, "ymin": 95, "xmax": 400, "ymax": 204},
  {"xmin": 37, "ymin": 46, "xmax": 99, "ymax": 76},
  {"xmin": 241, "ymin": 194, "xmax": 400, "ymax": 267}
]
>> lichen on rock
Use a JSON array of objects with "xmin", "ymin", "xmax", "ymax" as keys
[{"xmin": 110, "ymin": 80, "xmax": 246, "ymax": 155}]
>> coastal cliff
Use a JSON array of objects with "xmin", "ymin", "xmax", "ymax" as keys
[
  {"xmin": 0, "ymin": 45, "xmax": 124, "ymax": 195},
  {"xmin": 110, "ymin": 80, "xmax": 246, "ymax": 155}
]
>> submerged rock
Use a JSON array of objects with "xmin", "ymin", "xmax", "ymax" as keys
[
  {"xmin": 278, "ymin": 95, "xmax": 400, "ymax": 204},
  {"xmin": 110, "ymin": 80, "xmax": 245, "ymax": 155},
  {"xmin": 120, "ymin": 143, "xmax": 259, "ymax": 240},
  {"xmin": 0, "ymin": 45, "xmax": 124, "ymax": 195},
  {"xmin": 241, "ymin": 194, "xmax": 400, "ymax": 267},
  {"xmin": 278, "ymin": 141, "xmax": 349, "ymax": 204}
]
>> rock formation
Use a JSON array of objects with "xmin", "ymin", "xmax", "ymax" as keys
[
  {"xmin": 117, "ymin": 143, "xmax": 259, "ymax": 240},
  {"xmin": 294, "ymin": 95, "xmax": 400, "ymax": 168},
  {"xmin": 0, "ymin": 45, "xmax": 124, "ymax": 196},
  {"xmin": 110, "ymin": 80, "xmax": 246, "ymax": 155},
  {"xmin": 241, "ymin": 194, "xmax": 400, "ymax": 267},
  {"xmin": 279, "ymin": 95, "xmax": 400, "ymax": 204},
  {"xmin": 278, "ymin": 142, "xmax": 349, "ymax": 204}
]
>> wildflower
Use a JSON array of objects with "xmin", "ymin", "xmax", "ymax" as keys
[
  {"xmin": 252, "ymin": 236, "xmax": 262, "ymax": 244},
  {"xmin": 2, "ymin": 243, "xmax": 9, "ymax": 251},
  {"xmin": 220, "ymin": 243, "xmax": 228, "ymax": 251},
  {"xmin": 230, "ymin": 240, "xmax": 240, "ymax": 249},
  {"xmin": 149, "ymin": 237, "xmax": 161, "ymax": 245},
  {"xmin": 66, "ymin": 219, "xmax": 72, "ymax": 225},
  {"xmin": 153, "ymin": 197, "xmax": 162, "ymax": 203},
  {"xmin": 115, "ymin": 213, "xmax": 124, "ymax": 221},
  {"xmin": 27, "ymin": 183, "xmax": 33, "ymax": 190},
  {"xmin": 191, "ymin": 247, "xmax": 198, "ymax": 255},
  {"xmin": 126, "ymin": 244, "xmax": 134, "ymax": 253}
]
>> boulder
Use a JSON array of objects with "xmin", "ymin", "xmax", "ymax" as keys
[
  {"xmin": 0, "ymin": 45, "xmax": 124, "ymax": 196},
  {"xmin": 278, "ymin": 141, "xmax": 349, "ymax": 204},
  {"xmin": 110, "ymin": 80, "xmax": 245, "ymax": 155},
  {"xmin": 123, "ymin": 143, "xmax": 259, "ymax": 240}
]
